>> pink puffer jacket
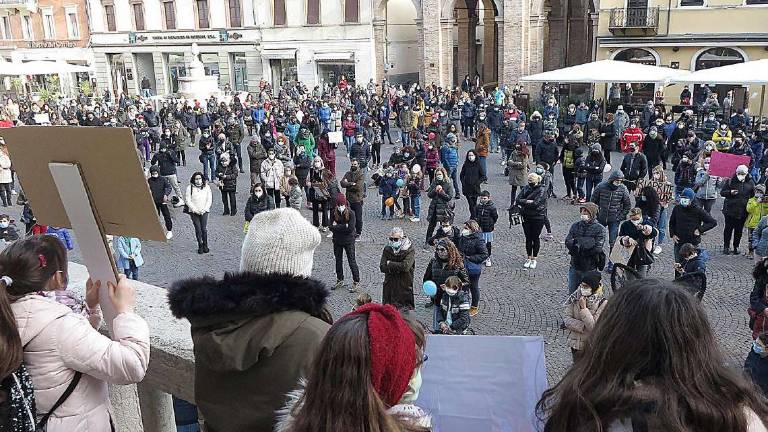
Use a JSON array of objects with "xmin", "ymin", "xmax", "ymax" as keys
[{"xmin": 12, "ymin": 294, "xmax": 150, "ymax": 432}]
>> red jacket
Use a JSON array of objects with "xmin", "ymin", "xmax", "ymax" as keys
[
  {"xmin": 620, "ymin": 127, "xmax": 645, "ymax": 153},
  {"xmin": 342, "ymin": 119, "xmax": 357, "ymax": 137},
  {"xmin": 317, "ymin": 137, "xmax": 335, "ymax": 163},
  {"xmin": 425, "ymin": 147, "xmax": 440, "ymax": 170}
]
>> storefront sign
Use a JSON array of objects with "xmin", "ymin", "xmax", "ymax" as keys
[
  {"xmin": 29, "ymin": 41, "xmax": 77, "ymax": 49},
  {"xmin": 129, "ymin": 31, "xmax": 230, "ymax": 44}
]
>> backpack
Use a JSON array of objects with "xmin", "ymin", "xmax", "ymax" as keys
[{"xmin": 0, "ymin": 364, "xmax": 36, "ymax": 432}]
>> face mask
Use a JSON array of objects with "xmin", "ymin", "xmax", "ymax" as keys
[
  {"xmin": 356, "ymin": 138, "xmax": 363, "ymax": 143},
  {"xmin": 649, "ymin": 132, "xmax": 657, "ymax": 138},
  {"xmin": 0, "ymin": 222, "xmax": 9, "ymax": 229},
  {"xmin": 165, "ymin": 132, "xmax": 171, "ymax": 136},
  {"xmin": 581, "ymin": 214, "xmax": 590, "ymax": 222},
  {"xmin": 151, "ymin": 173, "xmax": 159, "ymax": 178},
  {"xmin": 709, "ymin": 116, "xmax": 715, "ymax": 120},
  {"xmin": 390, "ymin": 240, "xmax": 402, "ymax": 250},
  {"xmin": 754, "ymin": 340, "xmax": 766, "ymax": 356},
  {"xmin": 404, "ymin": 153, "xmax": 410, "ymax": 158},
  {"xmin": 436, "ymin": 175, "xmax": 444, "ymax": 181},
  {"xmin": 613, "ymin": 181, "xmax": 622, "ymax": 187},
  {"xmin": 160, "ymin": 148, "xmax": 167, "ymax": 152},
  {"xmin": 203, "ymin": 133, "xmax": 210, "ymax": 138},
  {"xmin": 314, "ymin": 162, "xmax": 322, "ymax": 168},
  {"xmin": 337, "ymin": 205, "xmax": 346, "ymax": 213},
  {"xmin": 703, "ymin": 163, "xmax": 710, "ymax": 170},
  {"xmin": 444, "ymin": 287, "xmax": 459, "ymax": 296},
  {"xmin": 681, "ymin": 158, "xmax": 689, "ymax": 164},
  {"xmin": 468, "ymin": 155, "xmax": 476, "ymax": 162},
  {"xmin": 631, "ymin": 219, "xmax": 642, "ymax": 226},
  {"xmin": 680, "ymin": 198, "xmax": 691, "ymax": 207},
  {"xmin": 580, "ymin": 288, "xmax": 592, "ymax": 297},
  {"xmin": 269, "ymin": 154, "xmax": 276, "ymax": 160},
  {"xmin": 653, "ymin": 173, "xmax": 661, "ymax": 180},
  {"xmin": 350, "ymin": 165, "xmax": 358, "ymax": 171},
  {"xmin": 738, "ymin": 174, "xmax": 747, "ymax": 182},
  {"xmin": 255, "ymin": 191, "xmax": 263, "ymax": 198},
  {"xmin": 535, "ymin": 168, "xmax": 544, "ymax": 175},
  {"xmin": 758, "ymin": 194, "xmax": 765, "ymax": 199},
  {"xmin": 442, "ymin": 226, "xmax": 452, "ymax": 233},
  {"xmin": 461, "ymin": 229, "xmax": 471, "ymax": 237},
  {"xmin": 721, "ymin": 126, "xmax": 727, "ymax": 130}
]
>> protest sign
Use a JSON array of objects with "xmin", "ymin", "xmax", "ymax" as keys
[
  {"xmin": 636, "ymin": 178, "xmax": 674, "ymax": 202},
  {"xmin": 709, "ymin": 151, "xmax": 751, "ymax": 178},
  {"xmin": 328, "ymin": 131, "xmax": 343, "ymax": 143}
]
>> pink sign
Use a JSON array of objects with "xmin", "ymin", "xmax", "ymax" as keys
[{"xmin": 709, "ymin": 152, "xmax": 752, "ymax": 178}]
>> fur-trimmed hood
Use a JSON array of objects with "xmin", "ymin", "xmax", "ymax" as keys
[{"xmin": 168, "ymin": 272, "xmax": 329, "ymax": 323}]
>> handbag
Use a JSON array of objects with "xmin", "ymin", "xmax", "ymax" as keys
[
  {"xmin": 507, "ymin": 205, "xmax": 523, "ymax": 227},
  {"xmin": 312, "ymin": 186, "xmax": 330, "ymax": 202},
  {"xmin": 36, "ymin": 372, "xmax": 81, "ymax": 431}
]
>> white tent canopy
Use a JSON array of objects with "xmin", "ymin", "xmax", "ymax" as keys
[
  {"xmin": 0, "ymin": 60, "xmax": 93, "ymax": 76},
  {"xmin": 520, "ymin": 59, "xmax": 689, "ymax": 84},
  {"xmin": 671, "ymin": 59, "xmax": 768, "ymax": 85}
]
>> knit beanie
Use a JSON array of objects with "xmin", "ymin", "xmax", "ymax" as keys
[
  {"xmin": 580, "ymin": 270, "xmax": 603, "ymax": 290},
  {"xmin": 335, "ymin": 193, "xmax": 347, "ymax": 206},
  {"xmin": 350, "ymin": 303, "xmax": 416, "ymax": 407},
  {"xmin": 681, "ymin": 188, "xmax": 695, "ymax": 200},
  {"xmin": 239, "ymin": 208, "xmax": 321, "ymax": 278}
]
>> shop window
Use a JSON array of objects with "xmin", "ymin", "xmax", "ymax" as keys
[
  {"xmin": 132, "ymin": 3, "xmax": 145, "ymax": 31},
  {"xmin": 163, "ymin": 0, "xmax": 176, "ymax": 29},
  {"xmin": 345, "ymin": 0, "xmax": 359, "ymax": 23},
  {"xmin": 614, "ymin": 48, "xmax": 658, "ymax": 104},
  {"xmin": 695, "ymin": 47, "xmax": 744, "ymax": 70},
  {"xmin": 228, "ymin": 0, "xmax": 241, "ymax": 27},
  {"xmin": 196, "ymin": 0, "xmax": 209, "ymax": 29},
  {"xmin": 274, "ymin": 0, "xmax": 286, "ymax": 25},
  {"xmin": 104, "ymin": 4, "xmax": 116, "ymax": 31},
  {"xmin": 307, "ymin": 0, "xmax": 320, "ymax": 24},
  {"xmin": 231, "ymin": 52, "xmax": 247, "ymax": 91}
]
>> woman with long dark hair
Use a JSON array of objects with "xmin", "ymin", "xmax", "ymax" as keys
[
  {"xmin": 537, "ymin": 278, "xmax": 768, "ymax": 432},
  {"xmin": 185, "ymin": 172, "xmax": 212, "ymax": 254},
  {"xmin": 329, "ymin": 194, "xmax": 360, "ymax": 293},
  {"xmin": 275, "ymin": 303, "xmax": 431, "ymax": 432},
  {"xmin": 456, "ymin": 220, "xmax": 488, "ymax": 317}
]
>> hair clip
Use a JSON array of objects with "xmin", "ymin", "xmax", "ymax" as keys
[
  {"xmin": 0, "ymin": 276, "xmax": 12, "ymax": 286},
  {"xmin": 38, "ymin": 254, "xmax": 47, "ymax": 268}
]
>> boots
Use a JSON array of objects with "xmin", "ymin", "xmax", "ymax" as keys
[
  {"xmin": 197, "ymin": 243, "xmax": 204, "ymax": 254},
  {"xmin": 202, "ymin": 233, "xmax": 209, "ymax": 253}
]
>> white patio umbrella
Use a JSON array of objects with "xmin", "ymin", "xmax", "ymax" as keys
[
  {"xmin": 520, "ymin": 59, "xmax": 689, "ymax": 84},
  {"xmin": 0, "ymin": 61, "xmax": 28, "ymax": 76},
  {"xmin": 17, "ymin": 61, "xmax": 93, "ymax": 75}
]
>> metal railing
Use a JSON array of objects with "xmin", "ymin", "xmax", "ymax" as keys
[{"xmin": 609, "ymin": 7, "xmax": 660, "ymax": 32}]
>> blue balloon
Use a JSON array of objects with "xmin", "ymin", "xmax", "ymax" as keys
[
  {"xmin": 423, "ymin": 280, "xmax": 437, "ymax": 296},
  {"xmin": 396, "ymin": 178, "xmax": 405, "ymax": 188}
]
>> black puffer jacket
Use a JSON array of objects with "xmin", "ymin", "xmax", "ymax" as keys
[
  {"xmin": 620, "ymin": 152, "xmax": 648, "ymax": 182},
  {"xmin": 423, "ymin": 257, "xmax": 469, "ymax": 287},
  {"xmin": 516, "ymin": 184, "xmax": 547, "ymax": 221},
  {"xmin": 565, "ymin": 218, "xmax": 606, "ymax": 272},
  {"xmin": 457, "ymin": 232, "xmax": 489, "ymax": 267},
  {"xmin": 244, "ymin": 193, "xmax": 275, "ymax": 222},
  {"xmin": 148, "ymin": 176, "xmax": 172, "ymax": 204},
  {"xmin": 534, "ymin": 138, "xmax": 559, "ymax": 165},
  {"xmin": 427, "ymin": 179, "xmax": 454, "ymax": 221},
  {"xmin": 669, "ymin": 202, "xmax": 717, "ymax": 245},
  {"xmin": 590, "ymin": 172, "xmax": 632, "ymax": 223},
  {"xmin": 475, "ymin": 201, "xmax": 498, "ymax": 232},
  {"xmin": 216, "ymin": 163, "xmax": 239, "ymax": 192},
  {"xmin": 720, "ymin": 174, "xmax": 756, "ymax": 220},
  {"xmin": 459, "ymin": 154, "xmax": 486, "ymax": 197},
  {"xmin": 329, "ymin": 209, "xmax": 357, "ymax": 245}
]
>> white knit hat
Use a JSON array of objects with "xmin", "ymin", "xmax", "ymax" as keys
[{"xmin": 239, "ymin": 208, "xmax": 321, "ymax": 278}]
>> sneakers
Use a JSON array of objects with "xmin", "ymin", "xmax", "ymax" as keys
[
  {"xmin": 653, "ymin": 245, "xmax": 662, "ymax": 255},
  {"xmin": 348, "ymin": 282, "xmax": 359, "ymax": 293},
  {"xmin": 174, "ymin": 200, "xmax": 185, "ymax": 208},
  {"xmin": 469, "ymin": 306, "xmax": 479, "ymax": 317},
  {"xmin": 355, "ymin": 235, "xmax": 362, "ymax": 242},
  {"xmin": 523, "ymin": 259, "xmax": 532, "ymax": 268},
  {"xmin": 333, "ymin": 280, "xmax": 344, "ymax": 291},
  {"xmin": 723, "ymin": 247, "xmax": 731, "ymax": 255},
  {"xmin": 530, "ymin": 260, "xmax": 538, "ymax": 269},
  {"xmin": 485, "ymin": 258, "xmax": 492, "ymax": 267},
  {"xmin": 165, "ymin": 231, "xmax": 173, "ymax": 240},
  {"xmin": 326, "ymin": 231, "xmax": 333, "ymax": 238},
  {"xmin": 410, "ymin": 217, "xmax": 421, "ymax": 222}
]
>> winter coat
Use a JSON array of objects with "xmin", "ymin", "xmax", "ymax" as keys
[
  {"xmin": 456, "ymin": 232, "xmax": 489, "ymax": 275},
  {"xmin": 379, "ymin": 176, "xmax": 399, "ymax": 198},
  {"xmin": 151, "ymin": 151, "xmax": 178, "ymax": 176},
  {"xmin": 585, "ymin": 148, "xmax": 606, "ymax": 179},
  {"xmin": 712, "ymin": 129, "xmax": 733, "ymax": 151},
  {"xmin": 720, "ymin": 175, "xmax": 756, "ymax": 220},
  {"xmin": 349, "ymin": 141, "xmax": 371, "ymax": 167},
  {"xmin": 309, "ymin": 168, "xmax": 333, "ymax": 203},
  {"xmin": 427, "ymin": 179, "xmax": 454, "ymax": 221},
  {"xmin": 643, "ymin": 135, "xmax": 665, "ymax": 167},
  {"xmin": 754, "ymin": 216, "xmax": 768, "ymax": 256},
  {"xmin": 528, "ymin": 119, "xmax": 544, "ymax": 144},
  {"xmin": 244, "ymin": 193, "xmax": 276, "ymax": 222},
  {"xmin": 590, "ymin": 180, "xmax": 632, "ymax": 224},
  {"xmin": 459, "ymin": 158, "xmax": 486, "ymax": 197},
  {"xmin": 747, "ymin": 198, "xmax": 768, "ymax": 229},
  {"xmin": 260, "ymin": 158, "xmax": 284, "ymax": 190},
  {"xmin": 564, "ymin": 295, "xmax": 607, "ymax": 350},
  {"xmin": 167, "ymin": 273, "xmax": 331, "ymax": 432},
  {"xmin": 535, "ymin": 139, "xmax": 559, "ymax": 165},
  {"xmin": 185, "ymin": 184, "xmax": 212, "ymax": 215},
  {"xmin": 507, "ymin": 150, "xmax": 529, "ymax": 186},
  {"xmin": 0, "ymin": 153, "xmax": 11, "ymax": 183},
  {"xmin": 669, "ymin": 202, "xmax": 717, "ymax": 245},
  {"xmin": 565, "ymin": 219, "xmax": 606, "ymax": 271},
  {"xmin": 475, "ymin": 128, "xmax": 490, "ymax": 157},
  {"xmin": 148, "ymin": 176, "xmax": 172, "ymax": 204},
  {"xmin": 380, "ymin": 238, "xmax": 416, "ymax": 309},
  {"xmin": 516, "ymin": 184, "xmax": 547, "ymax": 221},
  {"xmin": 621, "ymin": 153, "xmax": 648, "ymax": 182},
  {"xmin": 620, "ymin": 127, "xmax": 645, "ymax": 153},
  {"xmin": 216, "ymin": 163, "xmax": 239, "ymax": 192},
  {"xmin": 425, "ymin": 147, "xmax": 440, "ymax": 170},
  {"xmin": 475, "ymin": 200, "xmax": 499, "ymax": 232},
  {"xmin": 248, "ymin": 141, "xmax": 268, "ymax": 176},
  {"xmin": 329, "ymin": 209, "xmax": 357, "ymax": 245},
  {"xmin": 12, "ymin": 295, "xmax": 149, "ymax": 432},
  {"xmin": 618, "ymin": 218, "xmax": 658, "ymax": 267},
  {"xmin": 441, "ymin": 145, "xmax": 459, "ymax": 169},
  {"xmin": 439, "ymin": 289, "xmax": 471, "ymax": 333},
  {"xmin": 340, "ymin": 169, "xmax": 365, "ymax": 203},
  {"xmin": 599, "ymin": 122, "xmax": 617, "ymax": 152},
  {"xmin": 694, "ymin": 170, "xmax": 720, "ymax": 200},
  {"xmin": 115, "ymin": 236, "xmax": 144, "ymax": 269}
]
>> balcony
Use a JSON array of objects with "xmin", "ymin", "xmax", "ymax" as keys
[
  {"xmin": 609, "ymin": 7, "xmax": 660, "ymax": 36},
  {"xmin": 0, "ymin": 0, "xmax": 36, "ymax": 13}
]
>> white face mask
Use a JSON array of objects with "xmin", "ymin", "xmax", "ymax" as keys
[
  {"xmin": 436, "ymin": 175, "xmax": 444, "ymax": 181},
  {"xmin": 255, "ymin": 191, "xmax": 263, "ymax": 198},
  {"xmin": 399, "ymin": 367, "xmax": 423, "ymax": 403},
  {"xmin": 580, "ymin": 287, "xmax": 593, "ymax": 297},
  {"xmin": 314, "ymin": 162, "xmax": 322, "ymax": 168},
  {"xmin": 337, "ymin": 205, "xmax": 346, "ymax": 212},
  {"xmin": 468, "ymin": 155, "xmax": 476, "ymax": 162},
  {"xmin": 442, "ymin": 226, "xmax": 452, "ymax": 233},
  {"xmin": 194, "ymin": 179, "xmax": 203, "ymax": 186},
  {"xmin": 680, "ymin": 198, "xmax": 691, "ymax": 206},
  {"xmin": 461, "ymin": 228, "xmax": 471, "ymax": 236},
  {"xmin": 444, "ymin": 287, "xmax": 459, "ymax": 296},
  {"xmin": 738, "ymin": 174, "xmax": 747, "ymax": 181},
  {"xmin": 581, "ymin": 214, "xmax": 590, "ymax": 222},
  {"xmin": 631, "ymin": 219, "xmax": 642, "ymax": 226}
]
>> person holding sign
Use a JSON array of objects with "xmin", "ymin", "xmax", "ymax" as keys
[
  {"xmin": 617, "ymin": 208, "xmax": 658, "ymax": 278},
  {"xmin": 720, "ymin": 165, "xmax": 756, "ymax": 255}
]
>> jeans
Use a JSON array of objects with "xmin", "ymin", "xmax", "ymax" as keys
[
  {"xmin": 202, "ymin": 153, "xmax": 216, "ymax": 181},
  {"xmin": 696, "ymin": 198, "xmax": 715, "ymax": 214},
  {"xmin": 568, "ymin": 267, "xmax": 589, "ymax": 294},
  {"xmin": 576, "ymin": 177, "xmax": 586, "ymax": 199},
  {"xmin": 448, "ymin": 167, "xmax": 460, "ymax": 197},
  {"xmin": 164, "ymin": 175, "xmax": 183, "ymax": 202},
  {"xmin": 522, "ymin": 219, "xmax": 545, "ymax": 256},
  {"xmin": 333, "ymin": 243, "xmax": 360, "ymax": 282},
  {"xmin": 468, "ymin": 272, "xmax": 481, "ymax": 307},
  {"xmin": 124, "ymin": 260, "xmax": 139, "ymax": 280},
  {"xmin": 585, "ymin": 176, "xmax": 600, "ymax": 202},
  {"xmin": 479, "ymin": 156, "xmax": 487, "ymax": 179},
  {"xmin": 411, "ymin": 195, "xmax": 421, "ymax": 218},
  {"xmin": 724, "ymin": 215, "xmax": 747, "ymax": 251},
  {"xmin": 657, "ymin": 206, "xmax": 668, "ymax": 244},
  {"xmin": 221, "ymin": 190, "xmax": 237, "ymax": 215},
  {"xmin": 0, "ymin": 183, "xmax": 11, "ymax": 206},
  {"xmin": 490, "ymin": 130, "xmax": 500, "ymax": 152},
  {"xmin": 381, "ymin": 196, "xmax": 394, "ymax": 218},
  {"xmin": 601, "ymin": 220, "xmax": 620, "ymax": 250},
  {"xmin": 350, "ymin": 201, "xmax": 363, "ymax": 235},
  {"xmin": 176, "ymin": 425, "xmax": 200, "ymax": 432},
  {"xmin": 402, "ymin": 131, "xmax": 411, "ymax": 146},
  {"xmin": 312, "ymin": 200, "xmax": 328, "ymax": 227},
  {"xmin": 190, "ymin": 212, "xmax": 208, "ymax": 246},
  {"xmin": 233, "ymin": 143, "xmax": 243, "ymax": 171},
  {"xmin": 141, "ymin": 88, "xmax": 152, "ymax": 98},
  {"xmin": 155, "ymin": 202, "xmax": 173, "ymax": 231},
  {"xmin": 344, "ymin": 135, "xmax": 354, "ymax": 154},
  {"xmin": 266, "ymin": 188, "xmax": 281, "ymax": 207}
]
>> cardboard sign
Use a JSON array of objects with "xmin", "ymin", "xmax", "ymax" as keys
[
  {"xmin": 709, "ymin": 151, "xmax": 752, "ymax": 178},
  {"xmin": 610, "ymin": 243, "xmax": 635, "ymax": 266},
  {"xmin": 1, "ymin": 126, "xmax": 167, "ymax": 241},
  {"xmin": 328, "ymin": 130, "xmax": 343, "ymax": 144},
  {"xmin": 33, "ymin": 113, "xmax": 50, "ymax": 124},
  {"xmin": 635, "ymin": 179, "xmax": 674, "ymax": 202}
]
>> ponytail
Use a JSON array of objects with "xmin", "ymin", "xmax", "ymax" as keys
[{"xmin": 0, "ymin": 279, "xmax": 21, "ymax": 380}]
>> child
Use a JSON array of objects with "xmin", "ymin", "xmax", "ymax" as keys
[
  {"xmin": 0, "ymin": 214, "xmax": 19, "ymax": 244},
  {"xmin": 280, "ymin": 165, "xmax": 298, "ymax": 207},
  {"xmin": 408, "ymin": 164, "xmax": 425, "ymax": 222},
  {"xmin": 46, "ymin": 226, "xmax": 74, "ymax": 251},
  {"xmin": 378, "ymin": 167, "xmax": 398, "ymax": 220},
  {"xmin": 475, "ymin": 191, "xmax": 499, "ymax": 266},
  {"xmin": 747, "ymin": 185, "xmax": 768, "ymax": 259},
  {"xmin": 396, "ymin": 163, "xmax": 410, "ymax": 218},
  {"xmin": 288, "ymin": 177, "xmax": 303, "ymax": 210},
  {"xmin": 115, "ymin": 235, "xmax": 143, "ymax": 281},
  {"xmin": 574, "ymin": 148, "xmax": 588, "ymax": 203},
  {"xmin": 436, "ymin": 276, "xmax": 471, "ymax": 335}
]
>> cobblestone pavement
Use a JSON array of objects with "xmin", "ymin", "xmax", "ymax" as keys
[{"xmin": 61, "ymin": 134, "xmax": 755, "ymax": 384}]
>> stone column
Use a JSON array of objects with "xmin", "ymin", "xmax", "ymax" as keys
[
  {"xmin": 589, "ymin": 12, "xmax": 599, "ymax": 62},
  {"xmin": 137, "ymin": 383, "xmax": 176, "ymax": 432},
  {"xmin": 498, "ymin": 0, "xmax": 529, "ymax": 86},
  {"xmin": 109, "ymin": 384, "xmax": 144, "ymax": 432},
  {"xmin": 417, "ymin": 1, "xmax": 442, "ymax": 86},
  {"xmin": 373, "ymin": 19, "xmax": 387, "ymax": 83},
  {"xmin": 456, "ymin": 15, "xmax": 469, "ymax": 83},
  {"xmin": 467, "ymin": 14, "xmax": 478, "ymax": 78},
  {"xmin": 217, "ymin": 53, "xmax": 231, "ymax": 89},
  {"xmin": 245, "ymin": 48, "xmax": 263, "ymax": 92},
  {"xmin": 482, "ymin": 15, "xmax": 496, "ymax": 84},
  {"xmin": 93, "ymin": 52, "xmax": 111, "ymax": 96},
  {"xmin": 440, "ymin": 19, "xmax": 455, "ymax": 88},
  {"xmin": 151, "ymin": 52, "xmax": 167, "ymax": 96}
]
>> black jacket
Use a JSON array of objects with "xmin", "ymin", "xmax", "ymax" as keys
[
  {"xmin": 216, "ymin": 164, "xmax": 239, "ymax": 192},
  {"xmin": 148, "ymin": 176, "xmax": 172, "ymax": 204},
  {"xmin": 669, "ymin": 202, "xmax": 717, "ymax": 245},
  {"xmin": 244, "ymin": 194, "xmax": 275, "ymax": 222},
  {"xmin": 475, "ymin": 201, "xmax": 499, "ymax": 232},
  {"xmin": 620, "ymin": 152, "xmax": 648, "ymax": 181},
  {"xmin": 349, "ymin": 142, "xmax": 371, "ymax": 167},
  {"xmin": 534, "ymin": 139, "xmax": 558, "ymax": 165},
  {"xmin": 329, "ymin": 210, "xmax": 357, "ymax": 245},
  {"xmin": 516, "ymin": 184, "xmax": 547, "ymax": 221},
  {"xmin": 459, "ymin": 158, "xmax": 486, "ymax": 197},
  {"xmin": 151, "ymin": 151, "xmax": 179, "ymax": 176},
  {"xmin": 427, "ymin": 179, "xmax": 454, "ymax": 222},
  {"xmin": 720, "ymin": 175, "xmax": 756, "ymax": 220},
  {"xmin": 456, "ymin": 232, "xmax": 489, "ymax": 266},
  {"xmin": 643, "ymin": 135, "xmax": 665, "ymax": 165},
  {"xmin": 565, "ymin": 220, "xmax": 606, "ymax": 271},
  {"xmin": 591, "ymin": 180, "xmax": 632, "ymax": 224}
]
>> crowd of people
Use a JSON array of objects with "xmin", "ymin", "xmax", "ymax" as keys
[{"xmin": 1, "ymin": 75, "xmax": 768, "ymax": 431}]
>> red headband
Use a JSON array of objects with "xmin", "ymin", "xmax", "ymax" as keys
[{"xmin": 351, "ymin": 303, "xmax": 416, "ymax": 407}]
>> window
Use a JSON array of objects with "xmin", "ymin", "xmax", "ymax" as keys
[
  {"xmin": 695, "ymin": 47, "xmax": 744, "ymax": 70},
  {"xmin": 306, "ymin": 0, "xmax": 319, "ymax": 24},
  {"xmin": 344, "ymin": 0, "xmax": 359, "ymax": 23},
  {"xmin": 273, "ymin": 0, "xmax": 286, "ymax": 25},
  {"xmin": 0, "ymin": 16, "xmax": 11, "ymax": 40},
  {"xmin": 21, "ymin": 15, "xmax": 33, "ymax": 40},
  {"xmin": 228, "ymin": 0, "xmax": 241, "ymax": 27},
  {"xmin": 132, "ymin": 3, "xmax": 145, "ymax": 30},
  {"xmin": 42, "ymin": 9, "xmax": 56, "ymax": 39},
  {"xmin": 104, "ymin": 4, "xmax": 116, "ymax": 31},
  {"xmin": 196, "ymin": 0, "xmax": 209, "ymax": 28},
  {"xmin": 163, "ymin": 0, "xmax": 176, "ymax": 29},
  {"xmin": 680, "ymin": 0, "xmax": 704, "ymax": 6},
  {"xmin": 66, "ymin": 7, "xmax": 80, "ymax": 39},
  {"xmin": 746, "ymin": 0, "xmax": 768, "ymax": 4}
]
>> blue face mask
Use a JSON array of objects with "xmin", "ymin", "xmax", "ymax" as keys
[{"xmin": 754, "ymin": 340, "xmax": 765, "ymax": 356}]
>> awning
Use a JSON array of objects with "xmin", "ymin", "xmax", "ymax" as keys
[
  {"xmin": 261, "ymin": 49, "xmax": 296, "ymax": 60},
  {"xmin": 670, "ymin": 59, "xmax": 768, "ymax": 85},
  {"xmin": 314, "ymin": 52, "xmax": 354, "ymax": 62},
  {"xmin": 520, "ymin": 59, "xmax": 689, "ymax": 84},
  {"xmin": 0, "ymin": 60, "xmax": 93, "ymax": 76}
]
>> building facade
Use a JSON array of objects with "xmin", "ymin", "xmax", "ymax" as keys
[
  {"xmin": 596, "ymin": 0, "xmax": 768, "ymax": 109},
  {"xmin": 0, "ymin": 0, "xmax": 91, "ymax": 93}
]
